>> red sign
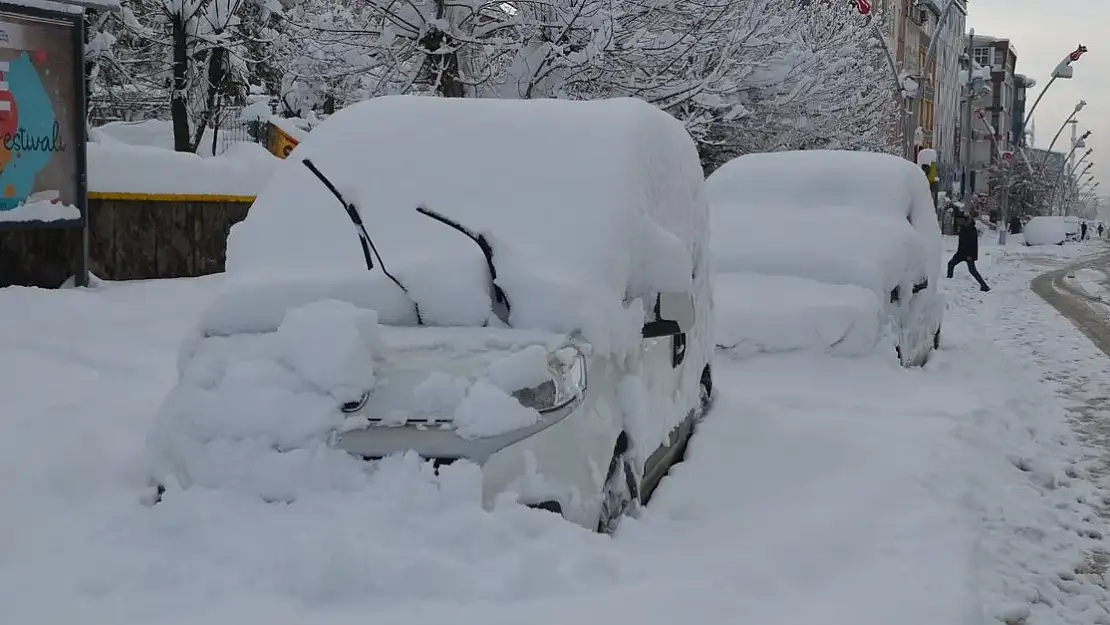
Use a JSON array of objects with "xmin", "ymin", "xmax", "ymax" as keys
[
  {"xmin": 1002, "ymin": 151, "xmax": 1013, "ymax": 162},
  {"xmin": 853, "ymin": 0, "xmax": 872, "ymax": 15},
  {"xmin": 1069, "ymin": 44, "xmax": 1088, "ymax": 62}
]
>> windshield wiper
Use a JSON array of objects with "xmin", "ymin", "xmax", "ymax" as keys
[
  {"xmin": 301, "ymin": 159, "xmax": 424, "ymax": 325},
  {"xmin": 415, "ymin": 206, "xmax": 511, "ymax": 326}
]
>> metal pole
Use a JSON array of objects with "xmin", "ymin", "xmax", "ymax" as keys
[
  {"xmin": 962, "ymin": 28, "xmax": 975, "ymax": 198},
  {"xmin": 1021, "ymin": 75, "xmax": 1059, "ymax": 138},
  {"xmin": 1068, "ymin": 150, "xmax": 1092, "ymax": 179},
  {"xmin": 1042, "ymin": 104, "xmax": 1083, "ymax": 165},
  {"xmin": 866, "ymin": 14, "xmax": 910, "ymax": 160},
  {"xmin": 1050, "ymin": 139, "xmax": 1084, "ymax": 214},
  {"xmin": 999, "ymin": 160, "xmax": 1012, "ymax": 244}
]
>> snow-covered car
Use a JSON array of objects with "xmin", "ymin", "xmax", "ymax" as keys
[
  {"xmin": 1023, "ymin": 216, "xmax": 1068, "ymax": 246},
  {"xmin": 705, "ymin": 150, "xmax": 944, "ymax": 366},
  {"xmin": 145, "ymin": 96, "xmax": 713, "ymax": 534}
]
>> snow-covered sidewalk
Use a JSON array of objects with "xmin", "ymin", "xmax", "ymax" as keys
[
  {"xmin": 3, "ymin": 237, "xmax": 1110, "ymax": 624},
  {"xmin": 939, "ymin": 235, "xmax": 1110, "ymax": 625}
]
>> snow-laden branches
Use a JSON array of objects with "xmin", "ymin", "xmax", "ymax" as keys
[{"xmin": 88, "ymin": 0, "xmax": 901, "ymax": 163}]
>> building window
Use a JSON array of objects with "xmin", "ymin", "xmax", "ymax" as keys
[{"xmin": 973, "ymin": 47, "xmax": 991, "ymax": 67}]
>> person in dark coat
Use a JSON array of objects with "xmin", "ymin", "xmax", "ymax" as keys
[
  {"xmin": 1081, "ymin": 221, "xmax": 1089, "ymax": 241},
  {"xmin": 1099, "ymin": 223, "xmax": 1104, "ymax": 238},
  {"xmin": 947, "ymin": 213, "xmax": 990, "ymax": 292}
]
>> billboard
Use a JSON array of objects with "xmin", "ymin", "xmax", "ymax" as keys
[{"xmin": 0, "ymin": 5, "xmax": 84, "ymax": 226}]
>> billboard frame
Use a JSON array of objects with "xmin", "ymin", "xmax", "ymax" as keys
[{"xmin": 0, "ymin": 1, "xmax": 87, "ymax": 286}]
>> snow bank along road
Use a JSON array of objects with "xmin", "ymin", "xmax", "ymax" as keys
[{"xmin": 4, "ymin": 237, "xmax": 1110, "ymax": 624}]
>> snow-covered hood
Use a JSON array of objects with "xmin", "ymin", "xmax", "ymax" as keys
[
  {"xmin": 710, "ymin": 203, "xmax": 932, "ymax": 296},
  {"xmin": 340, "ymin": 326, "xmax": 584, "ymax": 440},
  {"xmin": 198, "ymin": 249, "xmax": 654, "ymax": 360},
  {"xmin": 152, "ymin": 302, "xmax": 587, "ymax": 497}
]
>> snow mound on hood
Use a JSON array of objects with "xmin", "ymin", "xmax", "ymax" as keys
[{"xmin": 147, "ymin": 300, "xmax": 381, "ymax": 500}]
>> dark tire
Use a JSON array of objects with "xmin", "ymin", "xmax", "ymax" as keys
[
  {"xmin": 699, "ymin": 364, "xmax": 714, "ymax": 415},
  {"xmin": 597, "ymin": 433, "xmax": 640, "ymax": 535}
]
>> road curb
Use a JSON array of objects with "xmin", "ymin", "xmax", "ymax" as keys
[{"xmin": 1032, "ymin": 249, "xmax": 1110, "ymax": 359}]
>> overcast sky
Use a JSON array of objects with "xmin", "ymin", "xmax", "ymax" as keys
[{"xmin": 967, "ymin": 0, "xmax": 1107, "ymax": 198}]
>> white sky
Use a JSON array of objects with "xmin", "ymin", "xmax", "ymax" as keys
[{"xmin": 968, "ymin": 0, "xmax": 1106, "ymax": 198}]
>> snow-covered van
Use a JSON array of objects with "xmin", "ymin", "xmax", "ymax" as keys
[
  {"xmin": 145, "ymin": 96, "xmax": 713, "ymax": 534},
  {"xmin": 705, "ymin": 150, "xmax": 944, "ymax": 366},
  {"xmin": 1024, "ymin": 216, "xmax": 1068, "ymax": 246}
]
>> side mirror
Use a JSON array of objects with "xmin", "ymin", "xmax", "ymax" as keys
[{"xmin": 642, "ymin": 292, "xmax": 696, "ymax": 338}]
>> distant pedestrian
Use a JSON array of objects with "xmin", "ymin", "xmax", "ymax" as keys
[
  {"xmin": 1081, "ymin": 221, "xmax": 1089, "ymax": 240},
  {"xmin": 1099, "ymin": 223, "xmax": 1105, "ymax": 238},
  {"xmin": 947, "ymin": 213, "xmax": 990, "ymax": 292}
]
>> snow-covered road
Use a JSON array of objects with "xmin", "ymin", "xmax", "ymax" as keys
[{"xmin": 4, "ymin": 237, "xmax": 1110, "ymax": 625}]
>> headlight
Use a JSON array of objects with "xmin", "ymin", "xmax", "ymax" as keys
[
  {"xmin": 340, "ymin": 391, "xmax": 370, "ymax": 413},
  {"xmin": 511, "ymin": 347, "xmax": 587, "ymax": 413}
]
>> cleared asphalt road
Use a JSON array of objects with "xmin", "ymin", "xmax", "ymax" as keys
[{"xmin": 1032, "ymin": 248, "xmax": 1110, "ymax": 358}]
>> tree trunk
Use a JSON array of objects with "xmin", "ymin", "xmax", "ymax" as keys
[
  {"xmin": 418, "ymin": 0, "xmax": 464, "ymax": 98},
  {"xmin": 170, "ymin": 15, "xmax": 191, "ymax": 152},
  {"xmin": 190, "ymin": 46, "xmax": 227, "ymax": 153}
]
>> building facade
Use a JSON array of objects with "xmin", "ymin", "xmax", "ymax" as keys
[
  {"xmin": 1012, "ymin": 74, "xmax": 1035, "ymax": 147},
  {"xmin": 967, "ymin": 34, "xmax": 1018, "ymax": 194},
  {"xmin": 874, "ymin": 0, "xmax": 966, "ymax": 174},
  {"xmin": 925, "ymin": 0, "xmax": 967, "ymax": 191}
]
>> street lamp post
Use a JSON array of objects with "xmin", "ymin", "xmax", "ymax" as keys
[
  {"xmin": 1061, "ymin": 161, "xmax": 1094, "ymax": 215},
  {"xmin": 997, "ymin": 44, "xmax": 1088, "ymax": 243},
  {"xmin": 1042, "ymin": 100, "xmax": 1088, "ymax": 165},
  {"xmin": 1065, "ymin": 166, "xmax": 1096, "ymax": 215},
  {"xmin": 1050, "ymin": 131, "xmax": 1092, "ymax": 212}
]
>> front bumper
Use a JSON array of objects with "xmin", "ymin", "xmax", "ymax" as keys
[{"xmin": 331, "ymin": 391, "xmax": 583, "ymax": 464}]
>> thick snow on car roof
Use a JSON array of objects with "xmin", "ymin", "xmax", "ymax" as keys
[
  {"xmin": 210, "ymin": 96, "xmax": 704, "ymax": 354},
  {"xmin": 705, "ymin": 149, "xmax": 942, "ymax": 289},
  {"xmin": 707, "ymin": 150, "xmax": 939, "ymax": 230}
]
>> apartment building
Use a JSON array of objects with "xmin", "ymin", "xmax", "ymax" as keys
[
  {"xmin": 967, "ymin": 34, "xmax": 1018, "ymax": 194},
  {"xmin": 924, "ymin": 0, "xmax": 967, "ymax": 190},
  {"xmin": 1012, "ymin": 74, "xmax": 1035, "ymax": 147},
  {"xmin": 874, "ymin": 0, "xmax": 967, "ymax": 177}
]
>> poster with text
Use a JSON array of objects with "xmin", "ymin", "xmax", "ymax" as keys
[{"xmin": 0, "ymin": 10, "xmax": 79, "ymax": 221}]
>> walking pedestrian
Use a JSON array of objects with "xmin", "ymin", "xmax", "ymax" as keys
[
  {"xmin": 947, "ymin": 213, "xmax": 990, "ymax": 292},
  {"xmin": 1099, "ymin": 223, "xmax": 1104, "ymax": 238},
  {"xmin": 1081, "ymin": 221, "xmax": 1089, "ymax": 241}
]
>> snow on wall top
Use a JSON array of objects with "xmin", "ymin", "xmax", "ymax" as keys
[
  {"xmin": 213, "ymin": 96, "xmax": 705, "ymax": 352},
  {"xmin": 88, "ymin": 127, "xmax": 278, "ymax": 196}
]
